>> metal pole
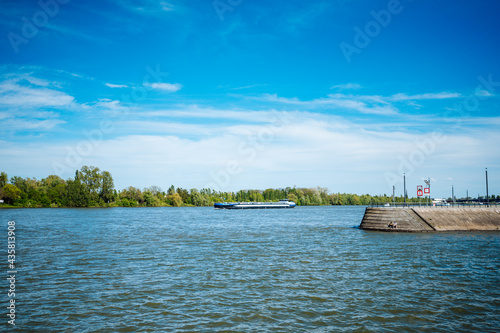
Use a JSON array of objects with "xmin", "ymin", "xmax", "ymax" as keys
[
  {"xmin": 393, "ymin": 185, "xmax": 395, "ymax": 206},
  {"xmin": 486, "ymin": 168, "xmax": 489, "ymax": 207},
  {"xmin": 404, "ymin": 173, "xmax": 406, "ymax": 207},
  {"xmin": 424, "ymin": 178, "xmax": 431, "ymax": 206},
  {"xmin": 452, "ymin": 185, "xmax": 454, "ymax": 206},
  {"xmin": 428, "ymin": 177, "xmax": 431, "ymax": 206}
]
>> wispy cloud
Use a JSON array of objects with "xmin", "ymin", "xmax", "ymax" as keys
[
  {"xmin": 257, "ymin": 93, "xmax": 301, "ymax": 104},
  {"xmin": 145, "ymin": 82, "xmax": 182, "ymax": 92},
  {"xmin": 110, "ymin": 0, "xmax": 177, "ymax": 14},
  {"xmin": 7, "ymin": 110, "xmax": 498, "ymax": 195},
  {"xmin": 138, "ymin": 105, "xmax": 296, "ymax": 124},
  {"xmin": 285, "ymin": 1, "xmax": 331, "ymax": 31},
  {"xmin": 245, "ymin": 89, "xmax": 465, "ymax": 116},
  {"xmin": 251, "ymin": 93, "xmax": 398, "ymax": 115},
  {"xmin": 230, "ymin": 84, "xmax": 267, "ymax": 91},
  {"xmin": 106, "ymin": 83, "xmax": 128, "ymax": 89},
  {"xmin": 160, "ymin": 1, "xmax": 175, "ymax": 11},
  {"xmin": 330, "ymin": 83, "xmax": 362, "ymax": 90},
  {"xmin": 390, "ymin": 92, "xmax": 462, "ymax": 101},
  {"xmin": 2, "ymin": 118, "xmax": 66, "ymax": 131},
  {"xmin": 475, "ymin": 89, "xmax": 493, "ymax": 97},
  {"xmin": 93, "ymin": 98, "xmax": 125, "ymax": 111},
  {"xmin": 17, "ymin": 74, "xmax": 51, "ymax": 87},
  {"xmin": 0, "ymin": 79, "xmax": 74, "ymax": 108},
  {"xmin": 327, "ymin": 93, "xmax": 387, "ymax": 104}
]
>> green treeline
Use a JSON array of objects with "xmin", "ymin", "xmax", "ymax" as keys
[{"xmin": 0, "ymin": 166, "xmax": 420, "ymax": 208}]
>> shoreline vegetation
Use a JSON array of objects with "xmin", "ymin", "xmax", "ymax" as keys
[{"xmin": 0, "ymin": 166, "xmax": 493, "ymax": 209}]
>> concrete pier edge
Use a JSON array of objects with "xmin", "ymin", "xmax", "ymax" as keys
[{"xmin": 360, "ymin": 207, "xmax": 500, "ymax": 232}]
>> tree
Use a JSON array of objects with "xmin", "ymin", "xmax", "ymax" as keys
[
  {"xmin": 2, "ymin": 184, "xmax": 21, "ymax": 204},
  {"xmin": 100, "ymin": 171, "xmax": 114, "ymax": 203},
  {"xmin": 263, "ymin": 188, "xmax": 277, "ymax": 201},
  {"xmin": 64, "ymin": 179, "xmax": 90, "ymax": 207},
  {"xmin": 47, "ymin": 183, "xmax": 67, "ymax": 205},
  {"xmin": 177, "ymin": 188, "xmax": 190, "ymax": 204},
  {"xmin": 166, "ymin": 192, "xmax": 183, "ymax": 207},
  {"xmin": 171, "ymin": 193, "xmax": 183, "ymax": 207},
  {"xmin": 0, "ymin": 172, "xmax": 7, "ymax": 187},
  {"xmin": 120, "ymin": 198, "xmax": 132, "ymax": 207},
  {"xmin": 120, "ymin": 186, "xmax": 143, "ymax": 204},
  {"xmin": 167, "ymin": 185, "xmax": 176, "ymax": 196},
  {"xmin": 42, "ymin": 175, "xmax": 64, "ymax": 188},
  {"xmin": 287, "ymin": 193, "xmax": 298, "ymax": 204},
  {"xmin": 40, "ymin": 193, "xmax": 51, "ymax": 207},
  {"xmin": 78, "ymin": 166, "xmax": 102, "ymax": 202},
  {"xmin": 143, "ymin": 191, "xmax": 154, "ymax": 206},
  {"xmin": 146, "ymin": 186, "xmax": 162, "ymax": 197},
  {"xmin": 236, "ymin": 190, "xmax": 247, "ymax": 202},
  {"xmin": 10, "ymin": 176, "xmax": 27, "ymax": 193}
]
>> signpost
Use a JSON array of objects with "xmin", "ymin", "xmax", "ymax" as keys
[
  {"xmin": 424, "ymin": 178, "xmax": 431, "ymax": 206},
  {"xmin": 417, "ymin": 185, "xmax": 423, "ymax": 207}
]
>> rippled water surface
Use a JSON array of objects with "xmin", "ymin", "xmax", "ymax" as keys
[{"xmin": 1, "ymin": 206, "xmax": 499, "ymax": 332}]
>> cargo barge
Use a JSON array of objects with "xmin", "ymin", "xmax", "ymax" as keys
[{"xmin": 214, "ymin": 199, "xmax": 296, "ymax": 209}]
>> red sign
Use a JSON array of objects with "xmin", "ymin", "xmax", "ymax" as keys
[
  {"xmin": 417, "ymin": 185, "xmax": 423, "ymax": 197},
  {"xmin": 424, "ymin": 188, "xmax": 430, "ymax": 194}
]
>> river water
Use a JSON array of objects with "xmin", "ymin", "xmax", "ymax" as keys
[{"xmin": 1, "ymin": 206, "xmax": 499, "ymax": 332}]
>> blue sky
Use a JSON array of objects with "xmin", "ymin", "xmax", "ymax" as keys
[{"xmin": 1, "ymin": 0, "xmax": 499, "ymax": 198}]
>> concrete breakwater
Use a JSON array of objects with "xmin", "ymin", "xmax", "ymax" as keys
[{"xmin": 360, "ymin": 207, "xmax": 500, "ymax": 232}]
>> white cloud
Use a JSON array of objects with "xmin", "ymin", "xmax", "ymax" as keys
[
  {"xmin": 2, "ymin": 118, "xmax": 66, "ymax": 131},
  {"xmin": 120, "ymin": 120, "xmax": 225, "ymax": 137},
  {"xmin": 328, "ymin": 93, "xmax": 387, "ymax": 104},
  {"xmin": 0, "ymin": 80, "xmax": 74, "ymax": 108},
  {"xmin": 0, "ymin": 66, "xmax": 496, "ymax": 198},
  {"xmin": 140, "ymin": 105, "xmax": 296, "ymax": 124},
  {"xmin": 330, "ymin": 83, "xmax": 362, "ymax": 90},
  {"xmin": 390, "ymin": 92, "xmax": 462, "ymax": 101},
  {"xmin": 2, "ymin": 107, "xmax": 499, "ymax": 198},
  {"xmin": 107, "ymin": 0, "xmax": 177, "ymax": 14},
  {"xmin": 105, "ymin": 83, "xmax": 128, "ymax": 89},
  {"xmin": 231, "ymin": 84, "xmax": 266, "ymax": 91},
  {"xmin": 94, "ymin": 98, "xmax": 124, "ymax": 110},
  {"xmin": 145, "ymin": 82, "xmax": 182, "ymax": 92},
  {"xmin": 20, "ymin": 75, "xmax": 51, "ymax": 87},
  {"xmin": 253, "ymin": 93, "xmax": 397, "ymax": 115},
  {"xmin": 160, "ymin": 1, "xmax": 174, "ymax": 11},
  {"xmin": 248, "ymin": 90, "xmax": 465, "ymax": 115},
  {"xmin": 0, "ymin": 112, "xmax": 11, "ymax": 120},
  {"xmin": 475, "ymin": 89, "xmax": 493, "ymax": 97},
  {"xmin": 258, "ymin": 93, "xmax": 301, "ymax": 104}
]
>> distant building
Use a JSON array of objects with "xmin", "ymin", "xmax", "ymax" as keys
[{"xmin": 432, "ymin": 198, "xmax": 447, "ymax": 204}]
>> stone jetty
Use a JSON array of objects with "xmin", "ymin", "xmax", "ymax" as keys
[{"xmin": 360, "ymin": 207, "xmax": 500, "ymax": 232}]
